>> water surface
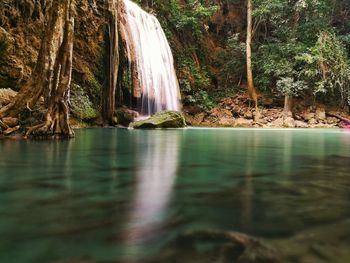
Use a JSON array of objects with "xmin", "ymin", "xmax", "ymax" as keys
[{"xmin": 1, "ymin": 128, "xmax": 350, "ymax": 262}]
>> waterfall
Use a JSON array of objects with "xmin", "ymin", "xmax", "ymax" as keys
[{"xmin": 119, "ymin": 0, "xmax": 181, "ymax": 116}]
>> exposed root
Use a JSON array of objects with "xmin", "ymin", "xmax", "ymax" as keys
[{"xmin": 25, "ymin": 102, "xmax": 74, "ymax": 139}]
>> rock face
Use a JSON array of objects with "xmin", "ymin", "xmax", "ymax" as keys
[{"xmin": 131, "ymin": 111, "xmax": 186, "ymax": 129}]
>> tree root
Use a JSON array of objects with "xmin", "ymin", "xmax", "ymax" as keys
[
  {"xmin": 326, "ymin": 111, "xmax": 350, "ymax": 123},
  {"xmin": 25, "ymin": 103, "xmax": 74, "ymax": 139}
]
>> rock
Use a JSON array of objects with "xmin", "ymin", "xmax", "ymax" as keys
[
  {"xmin": 315, "ymin": 107, "xmax": 326, "ymax": 120},
  {"xmin": 3, "ymin": 125, "xmax": 20, "ymax": 136},
  {"xmin": 326, "ymin": 117, "xmax": 338, "ymax": 125},
  {"xmin": 283, "ymin": 117, "xmax": 296, "ymax": 128},
  {"xmin": 2, "ymin": 117, "xmax": 18, "ymax": 127},
  {"xmin": 131, "ymin": 111, "xmax": 186, "ymax": 129},
  {"xmin": 115, "ymin": 107, "xmax": 139, "ymax": 126},
  {"xmin": 185, "ymin": 112, "xmax": 205, "ymax": 126},
  {"xmin": 0, "ymin": 88, "xmax": 18, "ymax": 106},
  {"xmin": 308, "ymin": 118, "xmax": 318, "ymax": 125},
  {"xmin": 235, "ymin": 118, "xmax": 253, "ymax": 128},
  {"xmin": 303, "ymin": 112, "xmax": 315, "ymax": 121},
  {"xmin": 218, "ymin": 117, "xmax": 235, "ymax": 127},
  {"xmin": 244, "ymin": 110, "xmax": 254, "ymax": 119},
  {"xmin": 271, "ymin": 118, "xmax": 284, "ymax": 128},
  {"xmin": 295, "ymin": 120, "xmax": 309, "ymax": 128}
]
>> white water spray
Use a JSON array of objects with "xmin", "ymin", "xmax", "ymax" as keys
[{"xmin": 120, "ymin": 0, "xmax": 181, "ymax": 115}]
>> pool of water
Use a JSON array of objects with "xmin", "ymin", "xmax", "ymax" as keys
[{"xmin": 1, "ymin": 128, "xmax": 350, "ymax": 262}]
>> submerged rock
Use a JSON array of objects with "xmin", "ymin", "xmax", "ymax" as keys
[
  {"xmin": 131, "ymin": 111, "xmax": 186, "ymax": 129},
  {"xmin": 157, "ymin": 230, "xmax": 280, "ymax": 263}
]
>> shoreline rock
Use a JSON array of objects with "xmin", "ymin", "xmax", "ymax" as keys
[{"xmin": 131, "ymin": 111, "xmax": 186, "ymax": 129}]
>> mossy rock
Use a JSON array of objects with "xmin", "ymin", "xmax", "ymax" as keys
[
  {"xmin": 115, "ymin": 108, "xmax": 139, "ymax": 126},
  {"xmin": 131, "ymin": 111, "xmax": 186, "ymax": 129}
]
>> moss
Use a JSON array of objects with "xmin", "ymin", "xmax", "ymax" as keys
[
  {"xmin": 131, "ymin": 111, "xmax": 186, "ymax": 129},
  {"xmin": 70, "ymin": 84, "xmax": 99, "ymax": 120}
]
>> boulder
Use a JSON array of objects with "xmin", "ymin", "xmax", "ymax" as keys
[
  {"xmin": 131, "ymin": 111, "xmax": 186, "ymax": 129},
  {"xmin": 295, "ymin": 120, "xmax": 309, "ymax": 128},
  {"xmin": 235, "ymin": 118, "xmax": 254, "ymax": 128},
  {"xmin": 218, "ymin": 117, "xmax": 235, "ymax": 127},
  {"xmin": 115, "ymin": 107, "xmax": 139, "ymax": 126},
  {"xmin": 303, "ymin": 112, "xmax": 315, "ymax": 121},
  {"xmin": 326, "ymin": 117, "xmax": 339, "ymax": 125},
  {"xmin": 2, "ymin": 117, "xmax": 18, "ymax": 127},
  {"xmin": 185, "ymin": 112, "xmax": 206, "ymax": 126},
  {"xmin": 271, "ymin": 118, "xmax": 284, "ymax": 128},
  {"xmin": 315, "ymin": 107, "xmax": 326, "ymax": 120},
  {"xmin": 308, "ymin": 118, "xmax": 318, "ymax": 125},
  {"xmin": 283, "ymin": 117, "xmax": 296, "ymax": 128},
  {"xmin": 244, "ymin": 110, "xmax": 254, "ymax": 119}
]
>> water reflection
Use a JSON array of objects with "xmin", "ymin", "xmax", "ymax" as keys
[{"xmin": 124, "ymin": 131, "xmax": 180, "ymax": 257}]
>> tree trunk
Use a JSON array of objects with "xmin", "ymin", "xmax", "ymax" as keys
[
  {"xmin": 119, "ymin": 0, "xmax": 141, "ymax": 99},
  {"xmin": 25, "ymin": 0, "xmax": 75, "ymax": 139},
  {"xmin": 246, "ymin": 0, "xmax": 259, "ymax": 115},
  {"xmin": 0, "ymin": 1, "xmax": 64, "ymax": 118},
  {"xmin": 283, "ymin": 95, "xmax": 294, "ymax": 117},
  {"xmin": 102, "ymin": 0, "xmax": 119, "ymax": 126}
]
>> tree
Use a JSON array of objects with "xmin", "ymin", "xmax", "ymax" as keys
[
  {"xmin": 246, "ymin": 0, "xmax": 259, "ymax": 116},
  {"xmin": 0, "ymin": 0, "xmax": 76, "ymax": 139},
  {"xmin": 102, "ymin": 0, "xmax": 119, "ymax": 126}
]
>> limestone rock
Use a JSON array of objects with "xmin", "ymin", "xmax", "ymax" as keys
[
  {"xmin": 115, "ymin": 107, "xmax": 139, "ymax": 126},
  {"xmin": 185, "ymin": 112, "xmax": 205, "ymax": 126},
  {"xmin": 308, "ymin": 118, "xmax": 318, "ymax": 125},
  {"xmin": 283, "ymin": 117, "xmax": 296, "ymax": 128},
  {"xmin": 303, "ymin": 112, "xmax": 315, "ymax": 121},
  {"xmin": 327, "ymin": 117, "xmax": 339, "ymax": 125},
  {"xmin": 131, "ymin": 111, "xmax": 186, "ymax": 129},
  {"xmin": 315, "ymin": 107, "xmax": 326, "ymax": 120},
  {"xmin": 271, "ymin": 118, "xmax": 284, "ymax": 128},
  {"xmin": 2, "ymin": 117, "xmax": 18, "ymax": 127},
  {"xmin": 295, "ymin": 120, "xmax": 309, "ymax": 128},
  {"xmin": 244, "ymin": 110, "xmax": 254, "ymax": 119},
  {"xmin": 218, "ymin": 117, "xmax": 235, "ymax": 127},
  {"xmin": 235, "ymin": 118, "xmax": 253, "ymax": 128}
]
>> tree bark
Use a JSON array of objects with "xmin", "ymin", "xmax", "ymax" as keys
[
  {"xmin": 246, "ymin": 0, "xmax": 259, "ymax": 115},
  {"xmin": 283, "ymin": 95, "xmax": 294, "ymax": 117},
  {"xmin": 0, "ymin": 0, "xmax": 64, "ymax": 118},
  {"xmin": 102, "ymin": 0, "xmax": 119, "ymax": 126},
  {"xmin": 25, "ymin": 0, "xmax": 75, "ymax": 139}
]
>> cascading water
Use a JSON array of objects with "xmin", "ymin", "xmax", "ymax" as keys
[{"xmin": 119, "ymin": 0, "xmax": 181, "ymax": 116}]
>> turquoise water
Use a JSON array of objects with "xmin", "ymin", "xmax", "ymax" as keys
[{"xmin": 1, "ymin": 128, "xmax": 350, "ymax": 262}]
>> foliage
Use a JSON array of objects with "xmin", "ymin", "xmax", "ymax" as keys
[
  {"xmin": 70, "ymin": 84, "xmax": 99, "ymax": 120},
  {"xmin": 276, "ymin": 77, "xmax": 308, "ymax": 96},
  {"xmin": 297, "ymin": 32, "xmax": 350, "ymax": 102}
]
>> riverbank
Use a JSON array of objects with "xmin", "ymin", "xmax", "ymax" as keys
[
  {"xmin": 184, "ymin": 92, "xmax": 350, "ymax": 129},
  {"xmin": 1, "ymin": 88, "xmax": 350, "ymax": 139}
]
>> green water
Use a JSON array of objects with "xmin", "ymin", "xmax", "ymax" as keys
[{"xmin": 1, "ymin": 128, "xmax": 350, "ymax": 262}]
